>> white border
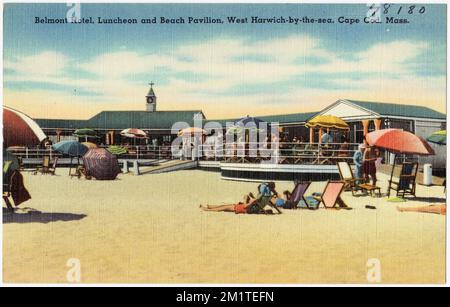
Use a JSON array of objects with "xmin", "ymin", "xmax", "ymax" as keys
[{"xmin": 0, "ymin": 0, "xmax": 448, "ymax": 288}]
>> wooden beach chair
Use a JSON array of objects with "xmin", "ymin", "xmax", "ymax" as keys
[
  {"xmin": 33, "ymin": 156, "xmax": 50, "ymax": 175},
  {"xmin": 312, "ymin": 181, "xmax": 349, "ymax": 209},
  {"xmin": 284, "ymin": 182, "xmax": 312, "ymax": 209},
  {"xmin": 337, "ymin": 161, "xmax": 364, "ymax": 196},
  {"xmin": 47, "ymin": 157, "xmax": 59, "ymax": 175},
  {"xmin": 387, "ymin": 162, "xmax": 418, "ymax": 198}
]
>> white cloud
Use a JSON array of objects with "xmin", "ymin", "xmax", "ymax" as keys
[{"xmin": 3, "ymin": 35, "xmax": 445, "ymax": 119}]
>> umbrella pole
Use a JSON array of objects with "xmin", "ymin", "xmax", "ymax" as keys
[
  {"xmin": 387, "ymin": 153, "xmax": 396, "ymax": 198},
  {"xmin": 69, "ymin": 157, "xmax": 73, "ymax": 176}
]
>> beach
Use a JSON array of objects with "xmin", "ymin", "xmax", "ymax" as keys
[{"xmin": 3, "ymin": 169, "xmax": 446, "ymax": 284}]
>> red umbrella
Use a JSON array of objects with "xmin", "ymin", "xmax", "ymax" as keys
[
  {"xmin": 366, "ymin": 129, "xmax": 435, "ymax": 197},
  {"xmin": 3, "ymin": 106, "xmax": 47, "ymax": 147},
  {"xmin": 82, "ymin": 148, "xmax": 121, "ymax": 180},
  {"xmin": 365, "ymin": 129, "xmax": 435, "ymax": 156}
]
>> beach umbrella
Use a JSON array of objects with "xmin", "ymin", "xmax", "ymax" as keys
[
  {"xmin": 227, "ymin": 116, "xmax": 267, "ymax": 135},
  {"xmin": 52, "ymin": 140, "xmax": 89, "ymax": 175},
  {"xmin": 3, "ymin": 106, "xmax": 47, "ymax": 148},
  {"xmin": 177, "ymin": 127, "xmax": 206, "ymax": 137},
  {"xmin": 107, "ymin": 145, "xmax": 128, "ymax": 155},
  {"xmin": 366, "ymin": 129, "xmax": 434, "ymax": 156},
  {"xmin": 82, "ymin": 148, "xmax": 121, "ymax": 180},
  {"xmin": 120, "ymin": 128, "xmax": 147, "ymax": 139},
  {"xmin": 52, "ymin": 140, "xmax": 89, "ymax": 157},
  {"xmin": 74, "ymin": 128, "xmax": 98, "ymax": 142},
  {"xmin": 82, "ymin": 142, "xmax": 98, "ymax": 149},
  {"xmin": 426, "ymin": 130, "xmax": 446, "ymax": 146},
  {"xmin": 366, "ymin": 129, "xmax": 435, "ymax": 197},
  {"xmin": 234, "ymin": 115, "xmax": 266, "ymax": 127},
  {"xmin": 305, "ymin": 115, "xmax": 349, "ymax": 130}
]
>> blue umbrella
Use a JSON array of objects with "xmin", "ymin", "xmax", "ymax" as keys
[
  {"xmin": 52, "ymin": 140, "xmax": 89, "ymax": 157},
  {"xmin": 52, "ymin": 140, "xmax": 89, "ymax": 176},
  {"xmin": 234, "ymin": 115, "xmax": 266, "ymax": 127}
]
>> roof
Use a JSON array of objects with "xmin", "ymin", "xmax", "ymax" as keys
[
  {"xmin": 345, "ymin": 99, "xmax": 446, "ymax": 120},
  {"xmin": 35, "ymin": 110, "xmax": 205, "ymax": 130},
  {"xmin": 208, "ymin": 112, "xmax": 318, "ymax": 126}
]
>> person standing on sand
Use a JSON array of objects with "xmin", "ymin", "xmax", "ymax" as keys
[
  {"xmin": 363, "ymin": 145, "xmax": 378, "ymax": 186},
  {"xmin": 353, "ymin": 144, "xmax": 365, "ymax": 184}
]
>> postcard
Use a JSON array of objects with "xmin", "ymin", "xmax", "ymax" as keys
[{"xmin": 1, "ymin": 2, "xmax": 447, "ymax": 290}]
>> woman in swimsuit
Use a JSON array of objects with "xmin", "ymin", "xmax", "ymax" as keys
[{"xmin": 200, "ymin": 194, "xmax": 257, "ymax": 214}]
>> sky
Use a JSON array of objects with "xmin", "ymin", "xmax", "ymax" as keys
[{"xmin": 3, "ymin": 3, "xmax": 447, "ymax": 120}]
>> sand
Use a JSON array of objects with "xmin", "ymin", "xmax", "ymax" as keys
[{"xmin": 3, "ymin": 169, "xmax": 446, "ymax": 284}]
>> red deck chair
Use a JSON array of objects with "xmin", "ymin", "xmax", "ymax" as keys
[{"xmin": 313, "ymin": 181, "xmax": 349, "ymax": 209}]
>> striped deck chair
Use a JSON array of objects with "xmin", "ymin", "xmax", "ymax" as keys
[
  {"xmin": 337, "ymin": 161, "xmax": 363, "ymax": 196},
  {"xmin": 313, "ymin": 181, "xmax": 349, "ymax": 209},
  {"xmin": 284, "ymin": 182, "xmax": 312, "ymax": 209}
]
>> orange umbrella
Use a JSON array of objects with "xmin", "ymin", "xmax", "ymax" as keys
[
  {"xmin": 82, "ymin": 142, "xmax": 98, "ymax": 149},
  {"xmin": 366, "ymin": 129, "xmax": 434, "ymax": 156}
]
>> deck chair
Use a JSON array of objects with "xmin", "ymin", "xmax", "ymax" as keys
[
  {"xmin": 284, "ymin": 182, "xmax": 312, "ymax": 209},
  {"xmin": 47, "ymin": 157, "xmax": 59, "ymax": 175},
  {"xmin": 337, "ymin": 161, "xmax": 364, "ymax": 196},
  {"xmin": 312, "ymin": 181, "xmax": 349, "ymax": 209},
  {"xmin": 256, "ymin": 195, "xmax": 282, "ymax": 214},
  {"xmin": 387, "ymin": 162, "xmax": 418, "ymax": 198},
  {"xmin": 33, "ymin": 156, "xmax": 50, "ymax": 175}
]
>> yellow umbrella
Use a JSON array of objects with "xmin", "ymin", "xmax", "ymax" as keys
[
  {"xmin": 82, "ymin": 142, "xmax": 98, "ymax": 149},
  {"xmin": 305, "ymin": 115, "xmax": 349, "ymax": 130}
]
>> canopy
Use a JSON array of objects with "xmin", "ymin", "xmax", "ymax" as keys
[
  {"xmin": 177, "ymin": 127, "xmax": 206, "ymax": 137},
  {"xmin": 120, "ymin": 128, "xmax": 147, "ymax": 139},
  {"xmin": 52, "ymin": 140, "xmax": 89, "ymax": 157},
  {"xmin": 426, "ymin": 130, "xmax": 446, "ymax": 146},
  {"xmin": 74, "ymin": 128, "xmax": 99, "ymax": 140},
  {"xmin": 366, "ymin": 129, "xmax": 435, "ymax": 156},
  {"xmin": 305, "ymin": 115, "xmax": 349, "ymax": 130},
  {"xmin": 82, "ymin": 148, "xmax": 121, "ymax": 180},
  {"xmin": 3, "ymin": 106, "xmax": 47, "ymax": 147}
]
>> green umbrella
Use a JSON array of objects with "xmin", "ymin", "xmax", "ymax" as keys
[
  {"xmin": 426, "ymin": 130, "xmax": 446, "ymax": 145},
  {"xmin": 74, "ymin": 128, "xmax": 99, "ymax": 142},
  {"xmin": 107, "ymin": 145, "xmax": 128, "ymax": 155}
]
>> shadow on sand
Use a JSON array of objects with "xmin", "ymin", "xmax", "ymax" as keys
[{"xmin": 3, "ymin": 208, "xmax": 87, "ymax": 224}]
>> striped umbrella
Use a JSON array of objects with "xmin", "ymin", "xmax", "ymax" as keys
[
  {"xmin": 177, "ymin": 127, "xmax": 206, "ymax": 137},
  {"xmin": 120, "ymin": 128, "xmax": 147, "ymax": 139},
  {"xmin": 82, "ymin": 148, "xmax": 121, "ymax": 180},
  {"xmin": 3, "ymin": 106, "xmax": 47, "ymax": 147},
  {"xmin": 107, "ymin": 145, "xmax": 128, "ymax": 155}
]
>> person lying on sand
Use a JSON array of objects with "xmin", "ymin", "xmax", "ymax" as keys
[
  {"xmin": 200, "ymin": 194, "xmax": 257, "ymax": 214},
  {"xmin": 397, "ymin": 204, "xmax": 446, "ymax": 215}
]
